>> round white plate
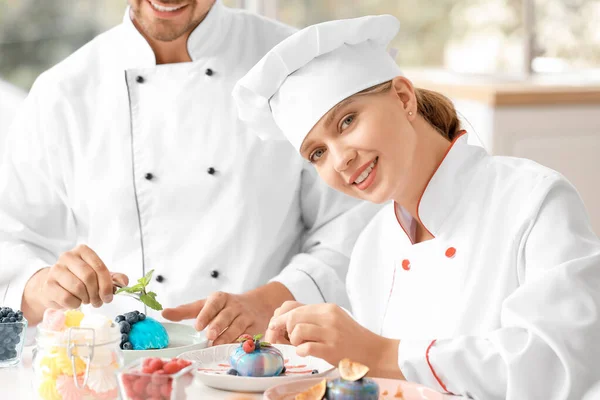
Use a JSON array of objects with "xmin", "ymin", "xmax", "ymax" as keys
[
  {"xmin": 121, "ymin": 322, "xmax": 208, "ymax": 364},
  {"xmin": 179, "ymin": 344, "xmax": 334, "ymax": 393}
]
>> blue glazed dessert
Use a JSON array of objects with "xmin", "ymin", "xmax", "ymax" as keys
[
  {"xmin": 228, "ymin": 334, "xmax": 284, "ymax": 377},
  {"xmin": 326, "ymin": 377, "xmax": 379, "ymax": 400},
  {"xmin": 295, "ymin": 359, "xmax": 379, "ymax": 400},
  {"xmin": 115, "ymin": 311, "xmax": 169, "ymax": 350}
]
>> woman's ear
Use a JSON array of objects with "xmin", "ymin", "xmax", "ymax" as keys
[{"xmin": 391, "ymin": 76, "xmax": 417, "ymax": 121}]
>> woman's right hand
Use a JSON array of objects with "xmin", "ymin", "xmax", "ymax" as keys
[
  {"xmin": 22, "ymin": 244, "xmax": 128, "ymax": 323},
  {"xmin": 265, "ymin": 300, "xmax": 305, "ymax": 344}
]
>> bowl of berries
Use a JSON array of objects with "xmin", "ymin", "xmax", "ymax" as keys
[
  {"xmin": 117, "ymin": 356, "xmax": 195, "ymax": 400},
  {"xmin": 0, "ymin": 307, "xmax": 27, "ymax": 367}
]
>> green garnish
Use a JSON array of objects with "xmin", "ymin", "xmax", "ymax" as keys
[{"xmin": 115, "ymin": 269, "xmax": 163, "ymax": 311}]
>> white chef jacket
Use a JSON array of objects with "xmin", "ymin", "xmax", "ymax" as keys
[
  {"xmin": 348, "ymin": 132, "xmax": 600, "ymax": 399},
  {"xmin": 0, "ymin": 1, "xmax": 381, "ymax": 320},
  {"xmin": 0, "ymin": 79, "xmax": 26, "ymax": 155}
]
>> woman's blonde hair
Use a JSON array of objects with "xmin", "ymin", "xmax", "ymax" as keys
[{"xmin": 356, "ymin": 80, "xmax": 460, "ymax": 141}]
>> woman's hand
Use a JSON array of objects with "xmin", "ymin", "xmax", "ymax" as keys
[
  {"xmin": 265, "ymin": 300, "xmax": 305, "ymax": 344},
  {"xmin": 267, "ymin": 303, "xmax": 404, "ymax": 378}
]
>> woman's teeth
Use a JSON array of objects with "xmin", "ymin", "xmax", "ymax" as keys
[
  {"xmin": 354, "ymin": 158, "xmax": 378, "ymax": 184},
  {"xmin": 150, "ymin": 1, "xmax": 185, "ymax": 12}
]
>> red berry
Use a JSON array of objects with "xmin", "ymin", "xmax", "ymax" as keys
[
  {"xmin": 133, "ymin": 378, "xmax": 147, "ymax": 395},
  {"xmin": 152, "ymin": 370, "xmax": 168, "ymax": 385},
  {"xmin": 242, "ymin": 339, "xmax": 255, "ymax": 354},
  {"xmin": 162, "ymin": 361, "xmax": 181, "ymax": 375},
  {"xmin": 160, "ymin": 380, "xmax": 173, "ymax": 397},
  {"xmin": 176, "ymin": 358, "xmax": 192, "ymax": 369},
  {"xmin": 239, "ymin": 334, "xmax": 253, "ymax": 341},
  {"xmin": 146, "ymin": 382, "xmax": 158, "ymax": 396}
]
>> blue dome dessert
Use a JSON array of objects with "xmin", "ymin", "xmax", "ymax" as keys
[
  {"xmin": 228, "ymin": 334, "xmax": 284, "ymax": 377},
  {"xmin": 115, "ymin": 311, "xmax": 168, "ymax": 350},
  {"xmin": 326, "ymin": 377, "xmax": 379, "ymax": 400}
]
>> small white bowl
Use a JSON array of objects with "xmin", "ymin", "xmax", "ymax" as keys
[{"xmin": 121, "ymin": 322, "xmax": 208, "ymax": 365}]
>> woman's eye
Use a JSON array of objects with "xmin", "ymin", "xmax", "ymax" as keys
[
  {"xmin": 340, "ymin": 115, "xmax": 354, "ymax": 130},
  {"xmin": 309, "ymin": 148, "xmax": 325, "ymax": 162}
]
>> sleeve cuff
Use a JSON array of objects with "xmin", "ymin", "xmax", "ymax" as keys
[
  {"xmin": 1, "ymin": 260, "xmax": 47, "ymax": 310},
  {"xmin": 270, "ymin": 266, "xmax": 325, "ymax": 305},
  {"xmin": 398, "ymin": 338, "xmax": 454, "ymax": 394}
]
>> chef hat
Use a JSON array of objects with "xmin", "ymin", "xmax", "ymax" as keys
[{"xmin": 233, "ymin": 15, "xmax": 402, "ymax": 152}]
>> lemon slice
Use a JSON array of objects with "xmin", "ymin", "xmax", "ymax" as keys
[
  {"xmin": 338, "ymin": 358, "xmax": 369, "ymax": 381},
  {"xmin": 295, "ymin": 379, "xmax": 327, "ymax": 400}
]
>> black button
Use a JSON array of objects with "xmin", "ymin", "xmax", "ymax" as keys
[
  {"xmin": 145, "ymin": 173, "xmax": 154, "ymax": 181},
  {"xmin": 207, "ymin": 167, "xmax": 216, "ymax": 175},
  {"xmin": 205, "ymin": 68, "xmax": 213, "ymax": 76},
  {"xmin": 136, "ymin": 76, "xmax": 144, "ymax": 83},
  {"xmin": 155, "ymin": 275, "xmax": 164, "ymax": 283},
  {"xmin": 210, "ymin": 270, "xmax": 219, "ymax": 278}
]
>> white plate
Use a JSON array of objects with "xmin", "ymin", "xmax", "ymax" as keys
[
  {"xmin": 179, "ymin": 344, "xmax": 334, "ymax": 393},
  {"xmin": 121, "ymin": 322, "xmax": 208, "ymax": 364}
]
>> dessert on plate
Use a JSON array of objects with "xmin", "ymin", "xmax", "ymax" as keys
[
  {"xmin": 115, "ymin": 310, "xmax": 169, "ymax": 351},
  {"xmin": 296, "ymin": 359, "xmax": 379, "ymax": 400},
  {"xmin": 228, "ymin": 334, "xmax": 285, "ymax": 377}
]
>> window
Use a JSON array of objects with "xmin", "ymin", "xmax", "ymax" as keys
[{"xmin": 1, "ymin": 0, "xmax": 598, "ymax": 91}]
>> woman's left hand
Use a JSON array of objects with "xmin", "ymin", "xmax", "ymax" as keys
[{"xmin": 267, "ymin": 303, "xmax": 404, "ymax": 378}]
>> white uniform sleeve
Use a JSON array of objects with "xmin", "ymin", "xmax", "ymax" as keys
[
  {"xmin": 0, "ymin": 76, "xmax": 77, "ymax": 309},
  {"xmin": 398, "ymin": 176, "xmax": 600, "ymax": 400},
  {"xmin": 271, "ymin": 163, "xmax": 381, "ymax": 309}
]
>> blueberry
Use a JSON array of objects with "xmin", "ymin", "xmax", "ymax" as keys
[
  {"xmin": 15, "ymin": 314, "xmax": 22, "ymax": 322},
  {"xmin": 254, "ymin": 340, "xmax": 261, "ymax": 350},
  {"xmin": 122, "ymin": 342, "xmax": 133, "ymax": 350},
  {"xmin": 6, "ymin": 312, "xmax": 15, "ymax": 319},
  {"xmin": 115, "ymin": 315, "xmax": 125, "ymax": 323},
  {"xmin": 311, "ymin": 369, "xmax": 319, "ymax": 374},
  {"xmin": 133, "ymin": 310, "xmax": 140, "ymax": 315},
  {"xmin": 3, "ymin": 337, "xmax": 11, "ymax": 345},
  {"xmin": 13, "ymin": 325, "xmax": 23, "ymax": 335},
  {"xmin": 8, "ymin": 318, "xmax": 15, "ymax": 323},
  {"xmin": 227, "ymin": 369, "xmax": 239, "ymax": 376},
  {"xmin": 0, "ymin": 325, "xmax": 4, "ymax": 333},
  {"xmin": 118, "ymin": 321, "xmax": 131, "ymax": 334},
  {"xmin": 125, "ymin": 314, "xmax": 138, "ymax": 325},
  {"xmin": 6, "ymin": 350, "xmax": 16, "ymax": 359},
  {"xmin": 0, "ymin": 317, "xmax": 7, "ymax": 323},
  {"xmin": 120, "ymin": 333, "xmax": 129, "ymax": 343},
  {"xmin": 138, "ymin": 313, "xmax": 145, "ymax": 321},
  {"xmin": 0, "ymin": 311, "xmax": 6, "ymax": 318}
]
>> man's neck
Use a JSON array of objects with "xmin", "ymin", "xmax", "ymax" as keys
[
  {"xmin": 132, "ymin": 19, "xmax": 193, "ymax": 64},
  {"xmin": 150, "ymin": 33, "xmax": 193, "ymax": 64}
]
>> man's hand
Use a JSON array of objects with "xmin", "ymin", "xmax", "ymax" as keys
[
  {"xmin": 162, "ymin": 282, "xmax": 294, "ymax": 345},
  {"xmin": 265, "ymin": 300, "xmax": 305, "ymax": 344},
  {"xmin": 22, "ymin": 244, "xmax": 128, "ymax": 324}
]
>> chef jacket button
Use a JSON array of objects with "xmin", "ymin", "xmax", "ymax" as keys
[
  {"xmin": 136, "ymin": 75, "xmax": 144, "ymax": 83},
  {"xmin": 155, "ymin": 274, "xmax": 164, "ymax": 283},
  {"xmin": 205, "ymin": 68, "xmax": 213, "ymax": 76},
  {"xmin": 210, "ymin": 270, "xmax": 219, "ymax": 278},
  {"xmin": 445, "ymin": 247, "xmax": 456, "ymax": 259},
  {"xmin": 401, "ymin": 259, "xmax": 411, "ymax": 271},
  {"xmin": 145, "ymin": 173, "xmax": 154, "ymax": 181},
  {"xmin": 207, "ymin": 167, "xmax": 216, "ymax": 175}
]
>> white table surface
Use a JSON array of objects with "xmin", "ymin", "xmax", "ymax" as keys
[{"xmin": 1, "ymin": 346, "xmax": 463, "ymax": 399}]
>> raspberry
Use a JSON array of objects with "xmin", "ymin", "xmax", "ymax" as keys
[
  {"xmin": 152, "ymin": 370, "xmax": 168, "ymax": 385},
  {"xmin": 160, "ymin": 380, "xmax": 172, "ymax": 398},
  {"xmin": 238, "ymin": 334, "xmax": 253, "ymax": 341},
  {"xmin": 145, "ymin": 382, "xmax": 159, "ymax": 396},
  {"xmin": 177, "ymin": 358, "xmax": 192, "ymax": 368},
  {"xmin": 163, "ymin": 361, "xmax": 182, "ymax": 375},
  {"xmin": 242, "ymin": 339, "xmax": 255, "ymax": 354},
  {"xmin": 132, "ymin": 378, "xmax": 147, "ymax": 395}
]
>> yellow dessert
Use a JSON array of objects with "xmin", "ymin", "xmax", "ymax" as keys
[
  {"xmin": 64, "ymin": 310, "xmax": 84, "ymax": 328},
  {"xmin": 38, "ymin": 377, "xmax": 61, "ymax": 400}
]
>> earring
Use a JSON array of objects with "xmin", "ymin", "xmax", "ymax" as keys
[{"xmin": 408, "ymin": 111, "xmax": 413, "ymax": 116}]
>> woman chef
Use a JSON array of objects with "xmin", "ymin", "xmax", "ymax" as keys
[{"xmin": 232, "ymin": 14, "xmax": 600, "ymax": 400}]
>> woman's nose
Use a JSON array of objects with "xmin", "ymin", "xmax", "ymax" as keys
[{"xmin": 332, "ymin": 148, "xmax": 355, "ymax": 172}]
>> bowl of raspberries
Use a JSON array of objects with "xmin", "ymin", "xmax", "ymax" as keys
[
  {"xmin": 117, "ymin": 357, "xmax": 195, "ymax": 400},
  {"xmin": 0, "ymin": 307, "xmax": 27, "ymax": 367}
]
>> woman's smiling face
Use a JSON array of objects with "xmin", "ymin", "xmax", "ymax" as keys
[{"xmin": 299, "ymin": 77, "xmax": 421, "ymax": 204}]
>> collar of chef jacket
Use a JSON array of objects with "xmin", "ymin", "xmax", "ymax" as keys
[
  {"xmin": 395, "ymin": 131, "xmax": 488, "ymax": 244},
  {"xmin": 119, "ymin": 0, "xmax": 229, "ymax": 68}
]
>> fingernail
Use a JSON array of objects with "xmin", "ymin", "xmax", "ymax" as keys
[{"xmin": 103, "ymin": 295, "xmax": 113, "ymax": 303}]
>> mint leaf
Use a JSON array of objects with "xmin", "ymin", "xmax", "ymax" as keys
[
  {"xmin": 115, "ymin": 283, "xmax": 145, "ymax": 294},
  {"xmin": 259, "ymin": 341, "xmax": 271, "ymax": 347},
  {"xmin": 138, "ymin": 269, "xmax": 155, "ymax": 287},
  {"xmin": 140, "ymin": 292, "xmax": 163, "ymax": 311},
  {"xmin": 253, "ymin": 334, "xmax": 264, "ymax": 341}
]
